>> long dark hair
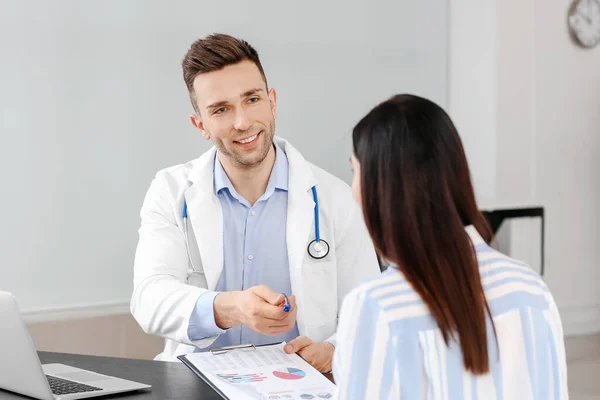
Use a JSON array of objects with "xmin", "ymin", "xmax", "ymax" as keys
[{"xmin": 352, "ymin": 94, "xmax": 495, "ymax": 374}]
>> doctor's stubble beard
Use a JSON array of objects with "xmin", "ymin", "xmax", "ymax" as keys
[{"xmin": 215, "ymin": 120, "xmax": 276, "ymax": 171}]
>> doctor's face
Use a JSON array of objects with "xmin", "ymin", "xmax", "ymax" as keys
[
  {"xmin": 190, "ymin": 61, "xmax": 277, "ymax": 169},
  {"xmin": 351, "ymin": 153, "xmax": 362, "ymax": 208}
]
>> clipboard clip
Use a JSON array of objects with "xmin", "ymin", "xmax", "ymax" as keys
[{"xmin": 209, "ymin": 343, "xmax": 257, "ymax": 355}]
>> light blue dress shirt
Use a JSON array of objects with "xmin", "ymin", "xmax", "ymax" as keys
[{"xmin": 188, "ymin": 143, "xmax": 300, "ymax": 349}]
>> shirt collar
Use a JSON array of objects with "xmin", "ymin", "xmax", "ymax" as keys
[
  {"xmin": 465, "ymin": 225, "xmax": 486, "ymax": 246},
  {"xmin": 270, "ymin": 141, "xmax": 289, "ymax": 191},
  {"xmin": 213, "ymin": 141, "xmax": 289, "ymax": 196},
  {"xmin": 213, "ymin": 154, "xmax": 231, "ymax": 195}
]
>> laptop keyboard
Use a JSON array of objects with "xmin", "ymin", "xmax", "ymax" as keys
[{"xmin": 46, "ymin": 375, "xmax": 103, "ymax": 395}]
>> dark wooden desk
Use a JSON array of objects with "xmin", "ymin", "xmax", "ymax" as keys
[
  {"xmin": 0, "ymin": 351, "xmax": 222, "ymax": 399},
  {"xmin": 0, "ymin": 352, "xmax": 334, "ymax": 399}
]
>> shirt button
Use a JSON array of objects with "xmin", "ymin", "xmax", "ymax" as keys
[
  {"xmin": 247, "ymin": 255, "xmax": 254, "ymax": 260},
  {"xmin": 250, "ymin": 210, "xmax": 256, "ymax": 216}
]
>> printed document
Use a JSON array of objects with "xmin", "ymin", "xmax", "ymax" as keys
[{"xmin": 179, "ymin": 342, "xmax": 337, "ymax": 400}]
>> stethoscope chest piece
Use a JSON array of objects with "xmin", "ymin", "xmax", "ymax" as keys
[{"xmin": 307, "ymin": 239, "xmax": 330, "ymax": 259}]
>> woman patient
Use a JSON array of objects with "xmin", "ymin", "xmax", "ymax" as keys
[{"xmin": 333, "ymin": 94, "xmax": 568, "ymax": 399}]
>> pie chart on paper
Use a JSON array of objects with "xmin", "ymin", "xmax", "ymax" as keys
[{"xmin": 272, "ymin": 367, "xmax": 306, "ymax": 380}]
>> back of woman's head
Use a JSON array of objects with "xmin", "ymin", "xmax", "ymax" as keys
[{"xmin": 352, "ymin": 94, "xmax": 495, "ymax": 374}]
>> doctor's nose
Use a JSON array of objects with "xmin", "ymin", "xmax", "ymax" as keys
[{"xmin": 233, "ymin": 108, "xmax": 251, "ymax": 132}]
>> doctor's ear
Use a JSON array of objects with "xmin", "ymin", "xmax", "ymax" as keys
[
  {"xmin": 189, "ymin": 113, "xmax": 211, "ymax": 141},
  {"xmin": 268, "ymin": 88, "xmax": 277, "ymax": 119}
]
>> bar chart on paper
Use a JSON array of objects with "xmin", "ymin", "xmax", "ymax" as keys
[{"xmin": 217, "ymin": 373, "xmax": 268, "ymax": 384}]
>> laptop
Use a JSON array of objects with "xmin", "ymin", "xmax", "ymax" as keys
[{"xmin": 0, "ymin": 291, "xmax": 151, "ymax": 399}]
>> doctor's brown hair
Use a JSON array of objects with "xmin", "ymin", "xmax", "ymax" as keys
[
  {"xmin": 181, "ymin": 33, "xmax": 268, "ymax": 114},
  {"xmin": 352, "ymin": 94, "xmax": 496, "ymax": 374}
]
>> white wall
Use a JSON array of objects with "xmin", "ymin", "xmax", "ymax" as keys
[
  {"xmin": 532, "ymin": 0, "xmax": 600, "ymax": 335},
  {"xmin": 0, "ymin": 0, "xmax": 449, "ymax": 313},
  {"xmin": 448, "ymin": 0, "xmax": 498, "ymax": 204},
  {"xmin": 450, "ymin": 0, "xmax": 600, "ymax": 335},
  {"xmin": 8, "ymin": 0, "xmax": 593, "ymax": 336}
]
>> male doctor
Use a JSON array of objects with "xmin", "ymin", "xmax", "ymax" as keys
[{"xmin": 130, "ymin": 33, "xmax": 380, "ymax": 372}]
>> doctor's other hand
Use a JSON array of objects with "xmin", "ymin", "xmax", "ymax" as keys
[
  {"xmin": 284, "ymin": 336, "xmax": 334, "ymax": 373},
  {"xmin": 213, "ymin": 285, "xmax": 297, "ymax": 336}
]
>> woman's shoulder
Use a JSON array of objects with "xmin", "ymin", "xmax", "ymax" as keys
[
  {"xmin": 474, "ymin": 242, "xmax": 550, "ymax": 294},
  {"xmin": 349, "ymin": 267, "xmax": 408, "ymax": 298},
  {"xmin": 342, "ymin": 267, "xmax": 429, "ymax": 324}
]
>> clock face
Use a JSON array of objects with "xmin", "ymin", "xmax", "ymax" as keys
[{"xmin": 568, "ymin": 0, "xmax": 600, "ymax": 48}]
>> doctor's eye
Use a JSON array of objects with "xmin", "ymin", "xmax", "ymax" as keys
[
  {"xmin": 247, "ymin": 97, "xmax": 259, "ymax": 104},
  {"xmin": 214, "ymin": 107, "xmax": 227, "ymax": 115}
]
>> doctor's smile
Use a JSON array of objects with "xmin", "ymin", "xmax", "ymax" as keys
[{"xmin": 234, "ymin": 131, "xmax": 261, "ymax": 147}]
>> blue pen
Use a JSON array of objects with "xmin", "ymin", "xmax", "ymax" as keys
[{"xmin": 282, "ymin": 293, "xmax": 291, "ymax": 312}]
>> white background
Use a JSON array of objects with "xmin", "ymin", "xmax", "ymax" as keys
[
  {"xmin": 0, "ymin": 0, "xmax": 450, "ymax": 311},
  {"xmin": 4, "ymin": 0, "xmax": 599, "ymax": 338}
]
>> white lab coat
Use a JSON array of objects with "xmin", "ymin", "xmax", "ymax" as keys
[{"xmin": 130, "ymin": 137, "xmax": 381, "ymax": 361}]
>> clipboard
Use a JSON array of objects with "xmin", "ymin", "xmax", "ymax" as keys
[
  {"xmin": 177, "ymin": 342, "xmax": 336, "ymax": 400},
  {"xmin": 178, "ymin": 343, "xmax": 273, "ymax": 400},
  {"xmin": 179, "ymin": 353, "xmax": 229, "ymax": 399}
]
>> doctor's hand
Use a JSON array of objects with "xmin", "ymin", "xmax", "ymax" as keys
[
  {"xmin": 213, "ymin": 285, "xmax": 297, "ymax": 336},
  {"xmin": 284, "ymin": 336, "xmax": 335, "ymax": 373}
]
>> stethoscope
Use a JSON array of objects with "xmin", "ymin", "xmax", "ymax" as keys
[
  {"xmin": 307, "ymin": 186, "xmax": 330, "ymax": 259},
  {"xmin": 181, "ymin": 185, "xmax": 330, "ymax": 263}
]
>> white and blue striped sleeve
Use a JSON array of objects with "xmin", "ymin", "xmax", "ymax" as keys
[
  {"xmin": 333, "ymin": 288, "xmax": 398, "ymax": 399},
  {"xmin": 545, "ymin": 290, "xmax": 569, "ymax": 399}
]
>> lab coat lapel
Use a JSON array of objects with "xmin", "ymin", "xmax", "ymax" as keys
[
  {"xmin": 185, "ymin": 148, "xmax": 223, "ymax": 291},
  {"xmin": 276, "ymin": 137, "xmax": 317, "ymax": 333}
]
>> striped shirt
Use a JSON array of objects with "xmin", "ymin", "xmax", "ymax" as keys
[{"xmin": 333, "ymin": 225, "xmax": 568, "ymax": 399}]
